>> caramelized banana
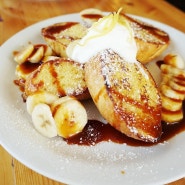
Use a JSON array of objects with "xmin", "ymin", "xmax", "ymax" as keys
[
  {"xmin": 160, "ymin": 84, "xmax": 185, "ymax": 100},
  {"xmin": 164, "ymin": 53, "xmax": 185, "ymax": 69},
  {"xmin": 161, "ymin": 108, "xmax": 183, "ymax": 124},
  {"xmin": 161, "ymin": 64, "xmax": 185, "ymax": 78},
  {"xmin": 13, "ymin": 44, "xmax": 55, "ymax": 64},
  {"xmin": 160, "ymin": 94, "xmax": 182, "ymax": 111},
  {"xmin": 14, "ymin": 44, "xmax": 34, "ymax": 64},
  {"xmin": 159, "ymin": 53, "xmax": 185, "ymax": 124}
]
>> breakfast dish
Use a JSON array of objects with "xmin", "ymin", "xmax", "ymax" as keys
[
  {"xmin": 0, "ymin": 11, "xmax": 185, "ymax": 185},
  {"xmin": 85, "ymin": 49, "xmax": 162, "ymax": 142}
]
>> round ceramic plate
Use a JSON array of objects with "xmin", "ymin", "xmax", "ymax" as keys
[{"xmin": 0, "ymin": 13, "xmax": 185, "ymax": 185}]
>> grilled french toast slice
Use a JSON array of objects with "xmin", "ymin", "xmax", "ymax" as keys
[
  {"xmin": 80, "ymin": 9, "xmax": 170, "ymax": 64},
  {"xmin": 25, "ymin": 58, "xmax": 90, "ymax": 100},
  {"xmin": 41, "ymin": 22, "xmax": 87, "ymax": 57},
  {"xmin": 122, "ymin": 14, "xmax": 170, "ymax": 64},
  {"xmin": 85, "ymin": 49, "xmax": 162, "ymax": 142}
]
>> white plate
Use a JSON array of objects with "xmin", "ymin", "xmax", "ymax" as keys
[{"xmin": 0, "ymin": 13, "xmax": 185, "ymax": 185}]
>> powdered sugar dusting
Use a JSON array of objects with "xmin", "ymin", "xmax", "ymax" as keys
[{"xmin": 130, "ymin": 18, "xmax": 168, "ymax": 44}]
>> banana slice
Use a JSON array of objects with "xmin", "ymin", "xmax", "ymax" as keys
[
  {"xmin": 43, "ymin": 45, "xmax": 55, "ymax": 56},
  {"xmin": 29, "ymin": 46, "xmax": 44, "ymax": 63},
  {"xmin": 161, "ymin": 64, "xmax": 185, "ymax": 78},
  {"xmin": 51, "ymin": 96, "xmax": 76, "ymax": 107},
  {"xmin": 160, "ymin": 84, "xmax": 185, "ymax": 100},
  {"xmin": 159, "ymin": 53, "xmax": 185, "ymax": 124},
  {"xmin": 173, "ymin": 77, "xmax": 185, "ymax": 86},
  {"xmin": 161, "ymin": 93, "xmax": 182, "ymax": 111},
  {"xmin": 51, "ymin": 97, "xmax": 87, "ymax": 138},
  {"xmin": 162, "ymin": 108, "xmax": 183, "ymax": 124},
  {"xmin": 164, "ymin": 53, "xmax": 185, "ymax": 69},
  {"xmin": 14, "ymin": 44, "xmax": 34, "ymax": 64},
  {"xmin": 160, "ymin": 73, "xmax": 172, "ymax": 85},
  {"xmin": 26, "ymin": 91, "xmax": 59, "ymax": 115},
  {"xmin": 14, "ymin": 44, "xmax": 55, "ymax": 64},
  {"xmin": 32, "ymin": 103, "xmax": 57, "ymax": 138},
  {"xmin": 169, "ymin": 79, "xmax": 185, "ymax": 92}
]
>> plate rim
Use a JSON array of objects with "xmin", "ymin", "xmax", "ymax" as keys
[{"xmin": 0, "ymin": 12, "xmax": 185, "ymax": 185}]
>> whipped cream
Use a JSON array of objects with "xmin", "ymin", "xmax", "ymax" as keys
[{"xmin": 67, "ymin": 11, "xmax": 138, "ymax": 63}]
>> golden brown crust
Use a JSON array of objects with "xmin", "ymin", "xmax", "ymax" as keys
[
  {"xmin": 121, "ymin": 14, "xmax": 170, "ymax": 63},
  {"xmin": 41, "ymin": 22, "xmax": 87, "ymax": 57},
  {"xmin": 85, "ymin": 49, "xmax": 162, "ymax": 142},
  {"xmin": 25, "ymin": 58, "xmax": 90, "ymax": 100}
]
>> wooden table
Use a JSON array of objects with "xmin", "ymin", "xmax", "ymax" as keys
[{"xmin": 0, "ymin": 0, "xmax": 185, "ymax": 184}]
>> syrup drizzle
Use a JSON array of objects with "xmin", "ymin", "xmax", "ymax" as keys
[{"xmin": 65, "ymin": 102, "xmax": 185, "ymax": 146}]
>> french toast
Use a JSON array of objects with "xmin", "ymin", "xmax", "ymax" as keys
[
  {"xmin": 24, "ymin": 58, "xmax": 90, "ymax": 100},
  {"xmin": 42, "ymin": 16, "xmax": 169, "ymax": 64},
  {"xmin": 85, "ymin": 49, "xmax": 162, "ymax": 142},
  {"xmin": 121, "ymin": 14, "xmax": 170, "ymax": 63},
  {"xmin": 41, "ymin": 22, "xmax": 87, "ymax": 57},
  {"xmin": 80, "ymin": 9, "xmax": 170, "ymax": 63}
]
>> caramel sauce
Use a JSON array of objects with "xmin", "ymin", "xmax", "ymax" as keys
[
  {"xmin": 123, "ymin": 14, "xmax": 169, "ymax": 43},
  {"xmin": 81, "ymin": 14, "xmax": 103, "ymax": 19},
  {"xmin": 47, "ymin": 60, "xmax": 70, "ymax": 96},
  {"xmin": 14, "ymin": 79, "xmax": 25, "ymax": 92},
  {"xmin": 42, "ymin": 22, "xmax": 78, "ymax": 39},
  {"xmin": 19, "ymin": 61, "xmax": 42, "ymax": 74},
  {"xmin": 66, "ymin": 102, "xmax": 185, "ymax": 146},
  {"xmin": 66, "ymin": 60, "xmax": 185, "ymax": 147}
]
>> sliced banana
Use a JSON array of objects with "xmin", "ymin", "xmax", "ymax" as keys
[
  {"xmin": 14, "ymin": 44, "xmax": 34, "ymax": 64},
  {"xmin": 169, "ymin": 79, "xmax": 185, "ymax": 92},
  {"xmin": 51, "ymin": 96, "xmax": 76, "ymax": 107},
  {"xmin": 51, "ymin": 97, "xmax": 87, "ymax": 138},
  {"xmin": 43, "ymin": 45, "xmax": 55, "ymax": 56},
  {"xmin": 161, "ymin": 93, "xmax": 182, "ymax": 111},
  {"xmin": 160, "ymin": 84, "xmax": 185, "ymax": 100},
  {"xmin": 160, "ymin": 73, "xmax": 172, "ymax": 85},
  {"xmin": 14, "ymin": 44, "xmax": 56, "ymax": 64},
  {"xmin": 31, "ymin": 103, "xmax": 57, "ymax": 138},
  {"xmin": 159, "ymin": 53, "xmax": 185, "ymax": 124},
  {"xmin": 29, "ymin": 46, "xmax": 44, "ymax": 63},
  {"xmin": 26, "ymin": 91, "xmax": 59, "ymax": 115},
  {"xmin": 164, "ymin": 53, "xmax": 185, "ymax": 69},
  {"xmin": 161, "ymin": 108, "xmax": 183, "ymax": 124},
  {"xmin": 161, "ymin": 64, "xmax": 185, "ymax": 78},
  {"xmin": 173, "ymin": 77, "xmax": 185, "ymax": 86}
]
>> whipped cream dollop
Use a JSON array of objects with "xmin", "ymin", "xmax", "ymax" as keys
[{"xmin": 67, "ymin": 10, "xmax": 138, "ymax": 63}]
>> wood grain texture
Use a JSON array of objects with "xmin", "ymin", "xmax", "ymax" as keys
[
  {"xmin": 0, "ymin": 0, "xmax": 185, "ymax": 184},
  {"xmin": 14, "ymin": 159, "xmax": 66, "ymax": 185},
  {"xmin": 0, "ymin": 146, "xmax": 14, "ymax": 185}
]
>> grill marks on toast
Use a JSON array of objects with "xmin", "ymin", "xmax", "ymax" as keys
[
  {"xmin": 121, "ymin": 14, "xmax": 170, "ymax": 63},
  {"xmin": 123, "ymin": 14, "xmax": 169, "ymax": 44},
  {"xmin": 25, "ymin": 58, "xmax": 90, "ymax": 100},
  {"xmin": 85, "ymin": 49, "xmax": 162, "ymax": 142}
]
